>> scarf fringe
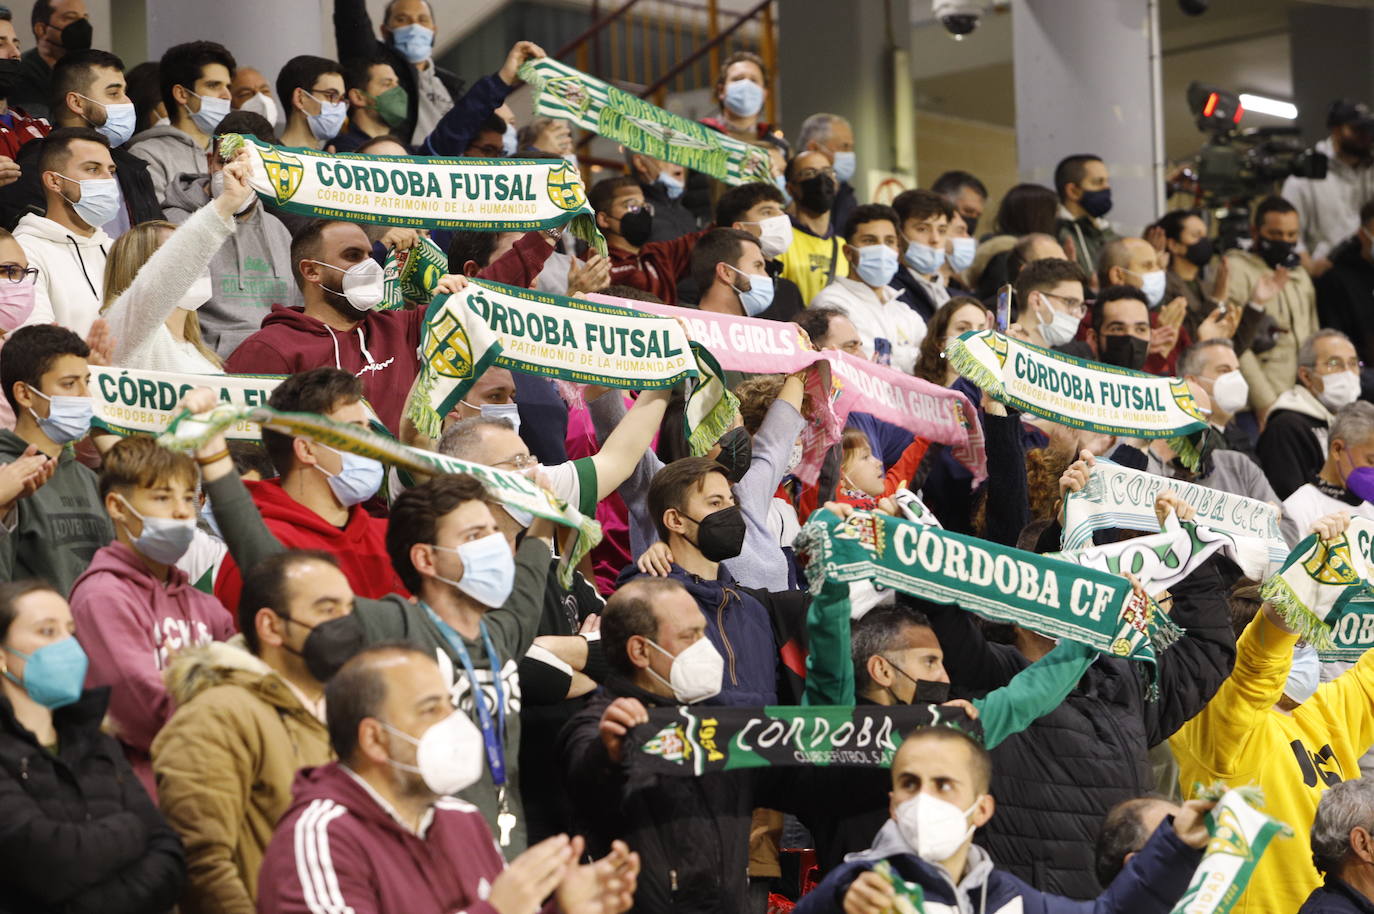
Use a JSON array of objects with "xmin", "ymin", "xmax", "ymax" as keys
[
  {"xmin": 1259, "ymin": 573, "xmax": 1337, "ymax": 650},
  {"xmin": 1169, "ymin": 433, "xmax": 1203, "ymax": 472},
  {"xmin": 405, "ymin": 367, "xmax": 444, "ymax": 441},
  {"xmin": 1150, "ymin": 610, "xmax": 1184, "ymax": 652},
  {"xmin": 944, "ymin": 339, "xmax": 1004, "ymax": 399}
]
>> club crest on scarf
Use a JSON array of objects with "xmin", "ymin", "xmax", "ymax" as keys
[
  {"xmin": 546, "ymin": 75, "xmax": 592, "ymax": 116},
  {"xmin": 422, "ymin": 311, "xmax": 476, "ymax": 380},
  {"xmin": 1171, "ymin": 377, "xmax": 1209, "ymax": 423},
  {"xmin": 259, "ymin": 145, "xmax": 305, "ymax": 205},
  {"xmin": 546, "ymin": 162, "xmax": 587, "ymax": 212}
]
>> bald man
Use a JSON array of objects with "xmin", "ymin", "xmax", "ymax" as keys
[{"xmin": 1099, "ymin": 236, "xmax": 1191, "ymax": 374}]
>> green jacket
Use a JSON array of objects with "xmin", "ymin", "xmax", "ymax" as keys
[
  {"xmin": 804, "ymin": 576, "xmax": 1095, "ymax": 748},
  {"xmin": 0, "ymin": 430, "xmax": 114, "ymax": 594},
  {"xmin": 202, "ymin": 470, "xmax": 547, "ymax": 856}
]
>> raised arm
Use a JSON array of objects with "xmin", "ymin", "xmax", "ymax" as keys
[
  {"xmin": 421, "ymin": 43, "xmax": 543, "ymax": 157},
  {"xmin": 331, "ymin": 0, "xmax": 382, "ymax": 66},
  {"xmin": 735, "ymin": 373, "xmax": 805, "ymax": 518},
  {"xmin": 971, "ymin": 638, "xmax": 1096, "ymax": 749},
  {"xmin": 587, "ymin": 388, "xmax": 672, "ymax": 502},
  {"xmin": 588, "ymin": 388, "xmax": 665, "ymax": 558},
  {"xmin": 107, "ymin": 160, "xmax": 250, "ymax": 362}
]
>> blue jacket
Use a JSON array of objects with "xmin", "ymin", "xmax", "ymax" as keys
[
  {"xmin": 1300, "ymin": 878, "xmax": 1374, "ymax": 914},
  {"xmin": 626, "ymin": 563, "xmax": 779, "ymax": 707},
  {"xmin": 796, "ymin": 818, "xmax": 1201, "ymax": 914},
  {"xmin": 421, "ymin": 74, "xmax": 513, "ymax": 157}
]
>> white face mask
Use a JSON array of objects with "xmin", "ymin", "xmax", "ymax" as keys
[
  {"xmin": 1035, "ymin": 294, "xmax": 1081, "ymax": 347},
  {"xmin": 381, "ymin": 712, "xmax": 485, "ymax": 796},
  {"xmin": 645, "ymin": 636, "xmax": 723, "ymax": 704},
  {"xmin": 1284, "ymin": 641, "xmax": 1320, "ymax": 705},
  {"xmin": 895, "ymin": 792, "xmax": 979, "ymax": 863},
  {"xmin": 1209, "ymin": 370, "xmax": 1249, "ymax": 416},
  {"xmin": 1318, "ymin": 370, "xmax": 1361, "ymax": 411},
  {"xmin": 177, "ymin": 273, "xmax": 213, "ymax": 311},
  {"xmin": 312, "ymin": 258, "xmax": 385, "ymax": 312},
  {"xmin": 1138, "ymin": 269, "xmax": 1167, "ymax": 308},
  {"xmin": 748, "ymin": 213, "xmax": 793, "ymax": 258},
  {"xmin": 240, "ymin": 91, "xmax": 280, "ymax": 128}
]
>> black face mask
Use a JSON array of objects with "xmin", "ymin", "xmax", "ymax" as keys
[
  {"xmin": 57, "ymin": 16, "xmax": 92, "ymax": 51},
  {"xmin": 302, "ymin": 614, "xmax": 367, "ymax": 683},
  {"xmin": 963, "ymin": 214, "xmax": 979, "ymax": 238},
  {"xmin": 1184, "ymin": 238, "xmax": 1214, "ymax": 268},
  {"xmin": 0, "ymin": 58, "xmax": 20, "ymax": 99},
  {"xmin": 1255, "ymin": 236, "xmax": 1299, "ymax": 270},
  {"xmin": 616, "ymin": 209, "xmax": 654, "ymax": 247},
  {"xmin": 713, "ymin": 427, "xmax": 753, "ymax": 484},
  {"xmin": 685, "ymin": 504, "xmax": 746, "ymax": 562},
  {"xmin": 882, "ymin": 655, "xmax": 950, "ymax": 705},
  {"xmin": 796, "ymin": 175, "xmax": 836, "ymax": 215},
  {"xmin": 1100, "ymin": 334, "xmax": 1149, "ymax": 371}
]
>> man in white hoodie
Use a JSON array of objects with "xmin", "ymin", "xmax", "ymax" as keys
[{"xmin": 15, "ymin": 126, "xmax": 113, "ymax": 335}]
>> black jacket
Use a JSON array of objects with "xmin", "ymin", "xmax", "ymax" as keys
[
  {"xmin": 0, "ymin": 139, "xmax": 162, "ymax": 232},
  {"xmin": 332, "ymin": 0, "xmax": 464, "ymax": 144},
  {"xmin": 1317, "ymin": 236, "xmax": 1374, "ymax": 366},
  {"xmin": 924, "ymin": 556, "xmax": 1238, "ymax": 900},
  {"xmin": 559, "ymin": 676, "xmax": 791, "ymax": 913},
  {"xmin": 7, "ymin": 48, "xmax": 52, "ymax": 118},
  {"xmin": 891, "ymin": 264, "xmax": 941, "ymax": 324},
  {"xmin": 1300, "ymin": 877, "xmax": 1374, "ymax": 914},
  {"xmin": 641, "ymin": 180, "xmax": 702, "ymax": 244},
  {"xmin": 0, "ymin": 687, "xmax": 185, "ymax": 914},
  {"xmin": 1257, "ymin": 407, "xmax": 1328, "ymax": 501}
]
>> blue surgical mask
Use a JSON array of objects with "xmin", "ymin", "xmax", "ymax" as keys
[
  {"xmin": 855, "ymin": 245, "xmax": 899, "ymax": 288},
  {"xmin": 726, "ymin": 263, "xmax": 774, "ymax": 317},
  {"xmin": 723, "ymin": 79, "xmax": 764, "ymax": 118},
  {"xmin": 56, "ymin": 174, "xmax": 120, "ymax": 229},
  {"xmin": 306, "ymin": 93, "xmax": 348, "ymax": 142},
  {"xmin": 948, "ymin": 236, "xmax": 976, "ymax": 273},
  {"xmin": 1284, "ymin": 641, "xmax": 1320, "ymax": 705},
  {"xmin": 27, "ymin": 388, "xmax": 92, "ymax": 444},
  {"xmin": 903, "ymin": 241, "xmax": 946, "ymax": 276},
  {"xmin": 773, "ymin": 173, "xmax": 793, "ymax": 206},
  {"xmin": 390, "ymin": 23, "xmax": 435, "ymax": 64},
  {"xmin": 479, "ymin": 401, "xmax": 521, "ymax": 434},
  {"xmin": 502, "ymin": 122, "xmax": 518, "ymax": 157},
  {"xmin": 657, "ymin": 171, "xmax": 685, "ymax": 200},
  {"xmin": 3, "ymin": 636, "xmax": 88, "ymax": 710},
  {"xmin": 83, "ymin": 96, "xmax": 136, "ymax": 147},
  {"xmin": 189, "ymin": 92, "xmax": 230, "ymax": 135},
  {"xmin": 116, "ymin": 494, "xmax": 196, "ymax": 565},
  {"xmin": 200, "ymin": 498, "xmax": 223, "ymax": 539},
  {"xmin": 832, "ymin": 149, "xmax": 856, "ymax": 184},
  {"xmin": 431, "ymin": 532, "xmax": 516, "ymax": 608},
  {"xmin": 315, "ymin": 444, "xmax": 384, "ymax": 506}
]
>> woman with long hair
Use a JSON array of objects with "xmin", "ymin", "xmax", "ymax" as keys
[
  {"xmin": 101, "ymin": 156, "xmax": 255, "ymax": 372},
  {"xmin": 912, "ymin": 296, "xmax": 990, "ymax": 387}
]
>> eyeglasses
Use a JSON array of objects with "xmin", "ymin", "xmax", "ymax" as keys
[
  {"xmin": 0, "ymin": 265, "xmax": 38, "ymax": 284},
  {"xmin": 469, "ymin": 143, "xmax": 505, "ymax": 157},
  {"xmin": 1040, "ymin": 290, "xmax": 1087, "ymax": 318},
  {"xmin": 619, "ymin": 201, "xmax": 654, "ymax": 216},
  {"xmin": 1317, "ymin": 357, "xmax": 1364, "ymax": 373},
  {"xmin": 493, "ymin": 453, "xmax": 538, "ymax": 470},
  {"xmin": 793, "ymin": 167, "xmax": 836, "ymax": 182},
  {"xmin": 308, "ymin": 88, "xmax": 344, "ymax": 105}
]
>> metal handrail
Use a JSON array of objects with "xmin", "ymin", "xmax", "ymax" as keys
[
  {"xmin": 638, "ymin": 0, "xmax": 771, "ymax": 98},
  {"xmin": 554, "ymin": 0, "xmax": 647, "ymax": 60}
]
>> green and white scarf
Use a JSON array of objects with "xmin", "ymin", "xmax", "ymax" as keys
[
  {"xmin": 1261, "ymin": 517, "xmax": 1374, "ymax": 659},
  {"xmin": 220, "ymin": 133, "xmax": 605, "ymax": 253},
  {"xmin": 381, "ymin": 235, "xmax": 449, "ymax": 310},
  {"xmin": 519, "ymin": 58, "xmax": 773, "ymax": 186},
  {"xmin": 796, "ymin": 508, "xmax": 1162, "ymax": 666},
  {"xmin": 1060, "ymin": 459, "xmax": 1284, "ymax": 579},
  {"xmin": 89, "ymin": 366, "xmax": 281, "ymax": 439},
  {"xmin": 625, "ymin": 703, "xmax": 982, "ymax": 778},
  {"xmin": 157, "ymin": 404, "xmax": 602, "ymax": 584},
  {"xmin": 1169, "ymin": 784, "xmax": 1292, "ymax": 914},
  {"xmin": 946, "ymin": 330, "xmax": 1208, "ymax": 466},
  {"xmin": 408, "ymin": 279, "xmax": 738, "ymax": 454}
]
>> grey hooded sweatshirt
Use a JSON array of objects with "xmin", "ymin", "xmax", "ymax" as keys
[
  {"xmin": 128, "ymin": 124, "xmax": 209, "ymax": 205},
  {"xmin": 163, "ymin": 173, "xmax": 301, "ymax": 359}
]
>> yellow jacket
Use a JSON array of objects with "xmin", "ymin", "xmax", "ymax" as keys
[
  {"xmin": 779, "ymin": 223, "xmax": 849, "ymax": 305},
  {"xmin": 1170, "ymin": 611, "xmax": 1374, "ymax": 914}
]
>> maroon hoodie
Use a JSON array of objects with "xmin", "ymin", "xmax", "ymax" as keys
[
  {"xmin": 258, "ymin": 762, "xmax": 554, "ymax": 914},
  {"xmin": 69, "ymin": 541, "xmax": 236, "ymax": 800},
  {"xmin": 223, "ymin": 232, "xmax": 556, "ymax": 433}
]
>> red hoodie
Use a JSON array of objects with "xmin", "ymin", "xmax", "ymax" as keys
[
  {"xmin": 69, "ymin": 541, "xmax": 236, "ymax": 800},
  {"xmin": 258, "ymin": 762, "xmax": 553, "ymax": 914},
  {"xmin": 213, "ymin": 479, "xmax": 407, "ymax": 611},
  {"xmin": 223, "ymin": 232, "xmax": 556, "ymax": 432}
]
